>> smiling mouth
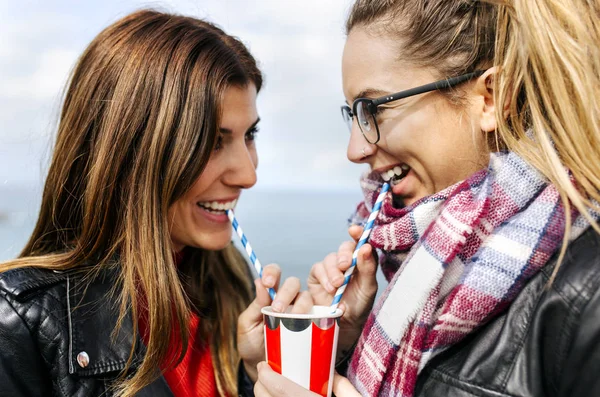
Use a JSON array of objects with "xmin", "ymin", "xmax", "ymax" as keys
[
  {"xmin": 197, "ymin": 199, "xmax": 237, "ymax": 214},
  {"xmin": 380, "ymin": 164, "xmax": 410, "ymax": 186}
]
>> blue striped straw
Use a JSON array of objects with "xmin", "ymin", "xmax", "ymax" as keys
[
  {"xmin": 227, "ymin": 209, "xmax": 277, "ymax": 300},
  {"xmin": 330, "ymin": 183, "xmax": 390, "ymax": 311}
]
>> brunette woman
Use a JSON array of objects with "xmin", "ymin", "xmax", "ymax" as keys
[{"xmin": 0, "ymin": 9, "xmax": 308, "ymax": 397}]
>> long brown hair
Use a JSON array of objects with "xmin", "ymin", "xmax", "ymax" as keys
[
  {"xmin": 0, "ymin": 9, "xmax": 261, "ymax": 396},
  {"xmin": 346, "ymin": 0, "xmax": 600, "ymax": 276}
]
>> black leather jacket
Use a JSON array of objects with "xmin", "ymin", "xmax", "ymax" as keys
[
  {"xmin": 337, "ymin": 226, "xmax": 600, "ymax": 397},
  {"xmin": 0, "ymin": 265, "xmax": 255, "ymax": 396}
]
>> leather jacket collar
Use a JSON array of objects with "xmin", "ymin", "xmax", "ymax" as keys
[
  {"xmin": 0, "ymin": 265, "xmax": 173, "ymax": 395},
  {"xmin": 66, "ymin": 267, "xmax": 145, "ymax": 377}
]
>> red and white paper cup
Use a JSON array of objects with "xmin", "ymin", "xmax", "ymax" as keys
[{"xmin": 262, "ymin": 305, "xmax": 343, "ymax": 397}]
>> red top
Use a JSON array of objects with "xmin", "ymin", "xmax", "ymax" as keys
[
  {"xmin": 160, "ymin": 313, "xmax": 218, "ymax": 396},
  {"xmin": 138, "ymin": 250, "xmax": 219, "ymax": 396}
]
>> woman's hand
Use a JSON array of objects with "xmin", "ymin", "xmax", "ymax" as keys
[
  {"xmin": 254, "ymin": 361, "xmax": 361, "ymax": 396},
  {"xmin": 254, "ymin": 362, "xmax": 320, "ymax": 396},
  {"xmin": 307, "ymin": 225, "xmax": 378, "ymax": 356},
  {"xmin": 237, "ymin": 264, "xmax": 313, "ymax": 382}
]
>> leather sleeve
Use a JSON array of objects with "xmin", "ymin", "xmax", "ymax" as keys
[
  {"xmin": 335, "ymin": 339, "xmax": 358, "ymax": 377},
  {"xmin": 333, "ymin": 348, "xmax": 357, "ymax": 397},
  {"xmin": 0, "ymin": 293, "xmax": 51, "ymax": 396},
  {"xmin": 557, "ymin": 283, "xmax": 600, "ymax": 397},
  {"xmin": 238, "ymin": 360, "xmax": 255, "ymax": 397}
]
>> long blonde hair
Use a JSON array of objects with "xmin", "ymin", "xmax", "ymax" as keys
[
  {"xmin": 0, "ymin": 10, "xmax": 260, "ymax": 396},
  {"xmin": 347, "ymin": 0, "xmax": 600, "ymax": 277},
  {"xmin": 491, "ymin": 0, "xmax": 600, "ymax": 281}
]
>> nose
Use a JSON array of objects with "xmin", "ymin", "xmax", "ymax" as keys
[
  {"xmin": 346, "ymin": 121, "xmax": 376, "ymax": 164},
  {"xmin": 225, "ymin": 143, "xmax": 258, "ymax": 189}
]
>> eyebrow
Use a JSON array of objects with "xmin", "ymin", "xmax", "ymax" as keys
[
  {"xmin": 219, "ymin": 117, "xmax": 261, "ymax": 134},
  {"xmin": 351, "ymin": 88, "xmax": 392, "ymax": 103}
]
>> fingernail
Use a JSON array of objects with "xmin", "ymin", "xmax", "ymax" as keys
[
  {"xmin": 264, "ymin": 276, "xmax": 275, "ymax": 287},
  {"xmin": 332, "ymin": 276, "xmax": 343, "ymax": 286},
  {"xmin": 325, "ymin": 281, "xmax": 335, "ymax": 293},
  {"xmin": 272, "ymin": 301, "xmax": 283, "ymax": 312},
  {"xmin": 257, "ymin": 362, "xmax": 264, "ymax": 371},
  {"xmin": 337, "ymin": 256, "xmax": 348, "ymax": 265}
]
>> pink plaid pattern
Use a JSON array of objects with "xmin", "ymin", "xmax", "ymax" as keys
[{"xmin": 347, "ymin": 152, "xmax": 588, "ymax": 396}]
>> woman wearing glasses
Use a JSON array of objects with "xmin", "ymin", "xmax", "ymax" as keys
[{"xmin": 255, "ymin": 0, "xmax": 600, "ymax": 396}]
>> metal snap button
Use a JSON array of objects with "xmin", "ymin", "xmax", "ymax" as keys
[{"xmin": 77, "ymin": 351, "xmax": 90, "ymax": 368}]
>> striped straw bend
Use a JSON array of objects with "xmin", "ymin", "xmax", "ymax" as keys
[
  {"xmin": 227, "ymin": 210, "xmax": 277, "ymax": 300},
  {"xmin": 330, "ymin": 183, "xmax": 390, "ymax": 311}
]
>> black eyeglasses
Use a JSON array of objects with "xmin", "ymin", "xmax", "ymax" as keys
[{"xmin": 341, "ymin": 70, "xmax": 485, "ymax": 144}]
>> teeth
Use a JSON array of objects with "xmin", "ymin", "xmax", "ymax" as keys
[
  {"xmin": 198, "ymin": 199, "xmax": 237, "ymax": 212},
  {"xmin": 380, "ymin": 164, "xmax": 410, "ymax": 182},
  {"xmin": 381, "ymin": 164, "xmax": 410, "ymax": 182}
]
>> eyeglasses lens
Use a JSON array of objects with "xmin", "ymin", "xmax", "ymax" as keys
[{"xmin": 356, "ymin": 101, "xmax": 377, "ymax": 143}]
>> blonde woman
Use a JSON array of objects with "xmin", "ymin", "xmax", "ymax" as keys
[
  {"xmin": 255, "ymin": 0, "xmax": 600, "ymax": 396},
  {"xmin": 0, "ymin": 10, "xmax": 309, "ymax": 397}
]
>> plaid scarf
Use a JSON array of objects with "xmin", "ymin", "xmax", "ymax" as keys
[{"xmin": 346, "ymin": 151, "xmax": 591, "ymax": 396}]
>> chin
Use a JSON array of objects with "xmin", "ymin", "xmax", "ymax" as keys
[{"xmin": 192, "ymin": 230, "xmax": 233, "ymax": 251}]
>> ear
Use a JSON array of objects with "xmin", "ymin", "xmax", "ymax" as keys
[{"xmin": 474, "ymin": 67, "xmax": 499, "ymax": 133}]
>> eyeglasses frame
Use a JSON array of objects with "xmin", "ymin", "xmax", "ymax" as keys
[{"xmin": 341, "ymin": 70, "xmax": 485, "ymax": 144}]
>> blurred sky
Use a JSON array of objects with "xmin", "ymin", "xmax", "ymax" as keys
[{"xmin": 0, "ymin": 0, "xmax": 365, "ymax": 192}]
